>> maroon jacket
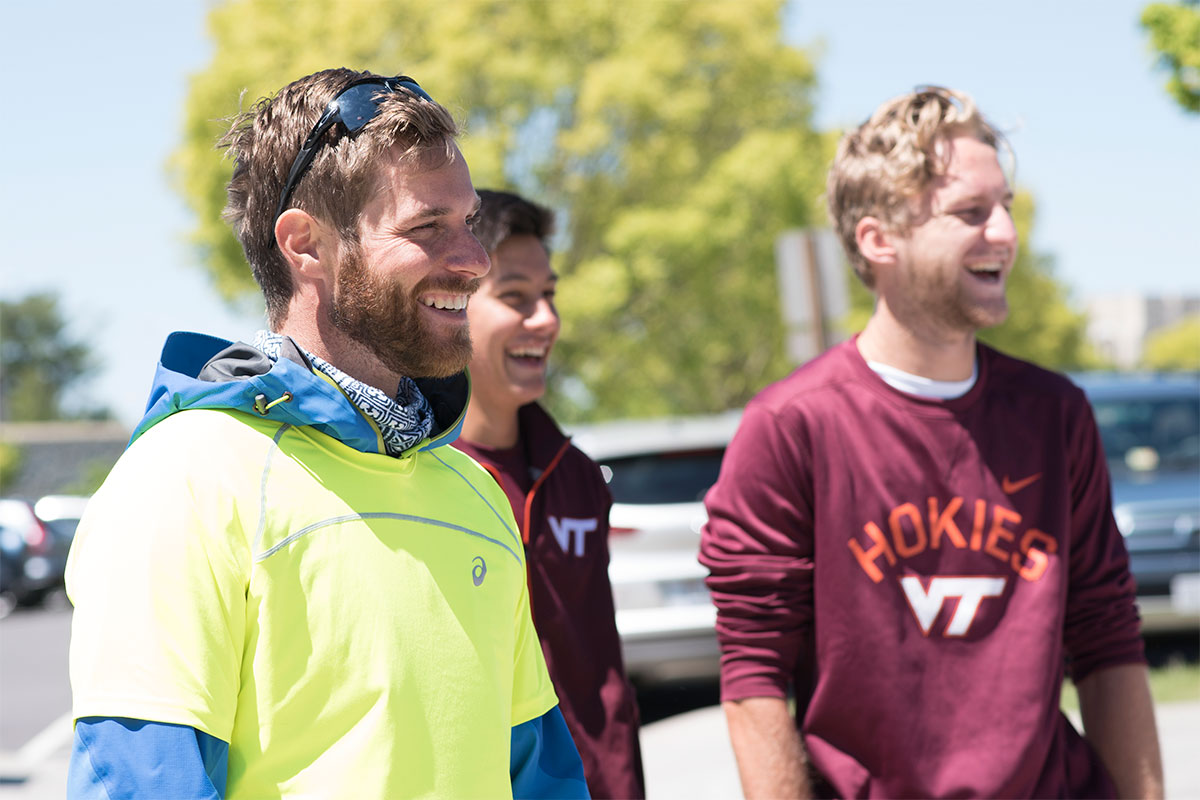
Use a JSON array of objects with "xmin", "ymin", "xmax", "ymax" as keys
[
  {"xmin": 700, "ymin": 339, "xmax": 1144, "ymax": 799},
  {"xmin": 457, "ymin": 403, "xmax": 645, "ymax": 799}
]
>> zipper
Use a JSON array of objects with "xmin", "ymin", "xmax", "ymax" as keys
[
  {"xmin": 522, "ymin": 439, "xmax": 571, "ymax": 545},
  {"xmin": 311, "ymin": 369, "xmax": 387, "ymax": 454},
  {"xmin": 410, "ymin": 372, "xmax": 473, "ymax": 457}
]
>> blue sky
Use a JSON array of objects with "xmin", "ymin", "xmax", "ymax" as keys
[{"xmin": 1, "ymin": 0, "xmax": 1196, "ymax": 428}]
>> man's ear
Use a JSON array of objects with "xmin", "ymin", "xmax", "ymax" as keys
[
  {"xmin": 275, "ymin": 209, "xmax": 333, "ymax": 282},
  {"xmin": 855, "ymin": 216, "xmax": 899, "ymax": 269}
]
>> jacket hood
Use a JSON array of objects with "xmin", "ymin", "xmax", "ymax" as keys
[{"xmin": 131, "ymin": 331, "xmax": 470, "ymax": 456}]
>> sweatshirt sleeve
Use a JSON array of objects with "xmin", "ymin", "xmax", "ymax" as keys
[
  {"xmin": 510, "ymin": 706, "xmax": 589, "ymax": 799},
  {"xmin": 68, "ymin": 717, "xmax": 227, "ymax": 800},
  {"xmin": 699, "ymin": 400, "xmax": 816, "ymax": 701},
  {"xmin": 1061, "ymin": 392, "xmax": 1146, "ymax": 681},
  {"xmin": 66, "ymin": 414, "xmax": 251, "ymax": 739}
]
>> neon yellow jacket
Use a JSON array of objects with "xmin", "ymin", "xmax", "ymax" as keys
[{"xmin": 68, "ymin": 332, "xmax": 566, "ymax": 799}]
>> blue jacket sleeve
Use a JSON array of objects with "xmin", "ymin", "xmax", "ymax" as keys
[
  {"xmin": 67, "ymin": 717, "xmax": 227, "ymax": 800},
  {"xmin": 510, "ymin": 705, "xmax": 589, "ymax": 799}
]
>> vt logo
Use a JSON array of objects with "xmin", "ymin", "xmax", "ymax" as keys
[
  {"xmin": 900, "ymin": 575, "xmax": 1007, "ymax": 637},
  {"xmin": 548, "ymin": 516, "xmax": 597, "ymax": 556}
]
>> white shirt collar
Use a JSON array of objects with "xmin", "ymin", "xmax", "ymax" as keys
[{"xmin": 866, "ymin": 359, "xmax": 979, "ymax": 400}]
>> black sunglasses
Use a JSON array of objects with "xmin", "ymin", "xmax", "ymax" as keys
[{"xmin": 273, "ymin": 75, "xmax": 434, "ymax": 225}]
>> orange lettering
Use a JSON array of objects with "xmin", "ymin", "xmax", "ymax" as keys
[
  {"xmin": 970, "ymin": 499, "xmax": 987, "ymax": 550},
  {"xmin": 1014, "ymin": 528, "xmax": 1059, "ymax": 582},
  {"xmin": 889, "ymin": 503, "xmax": 928, "ymax": 558},
  {"xmin": 928, "ymin": 496, "xmax": 966, "ymax": 549},
  {"xmin": 849, "ymin": 521, "xmax": 897, "ymax": 583},
  {"xmin": 985, "ymin": 506, "xmax": 1021, "ymax": 563}
]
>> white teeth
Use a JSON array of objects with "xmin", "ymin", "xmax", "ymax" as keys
[
  {"xmin": 509, "ymin": 347, "xmax": 547, "ymax": 358},
  {"xmin": 967, "ymin": 262, "xmax": 1003, "ymax": 274},
  {"xmin": 422, "ymin": 295, "xmax": 468, "ymax": 311}
]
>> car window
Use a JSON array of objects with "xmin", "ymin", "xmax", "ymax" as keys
[
  {"xmin": 599, "ymin": 448, "xmax": 726, "ymax": 504},
  {"xmin": 0, "ymin": 500, "xmax": 37, "ymax": 554},
  {"xmin": 1093, "ymin": 396, "xmax": 1200, "ymax": 474},
  {"xmin": 42, "ymin": 518, "xmax": 81, "ymax": 540}
]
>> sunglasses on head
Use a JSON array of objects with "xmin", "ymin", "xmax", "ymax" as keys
[{"xmin": 273, "ymin": 75, "xmax": 434, "ymax": 225}]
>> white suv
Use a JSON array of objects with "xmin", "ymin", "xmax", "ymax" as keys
[{"xmin": 570, "ymin": 412, "xmax": 741, "ymax": 685}]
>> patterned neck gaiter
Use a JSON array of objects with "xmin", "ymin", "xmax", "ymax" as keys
[{"xmin": 253, "ymin": 330, "xmax": 434, "ymax": 457}]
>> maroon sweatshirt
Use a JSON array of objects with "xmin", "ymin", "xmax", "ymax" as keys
[
  {"xmin": 700, "ymin": 339, "xmax": 1144, "ymax": 799},
  {"xmin": 457, "ymin": 402, "xmax": 645, "ymax": 799}
]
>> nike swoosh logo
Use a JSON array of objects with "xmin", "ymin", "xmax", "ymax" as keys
[{"xmin": 1002, "ymin": 473, "xmax": 1042, "ymax": 494}]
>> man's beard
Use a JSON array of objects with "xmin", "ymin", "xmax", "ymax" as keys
[
  {"xmin": 893, "ymin": 260, "xmax": 1009, "ymax": 336},
  {"xmin": 328, "ymin": 245, "xmax": 478, "ymax": 379}
]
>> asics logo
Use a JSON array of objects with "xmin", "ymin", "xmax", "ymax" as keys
[{"xmin": 472, "ymin": 556, "xmax": 486, "ymax": 586}]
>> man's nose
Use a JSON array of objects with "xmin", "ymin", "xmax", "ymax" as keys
[
  {"xmin": 987, "ymin": 203, "xmax": 1018, "ymax": 249},
  {"xmin": 448, "ymin": 229, "xmax": 491, "ymax": 279},
  {"xmin": 526, "ymin": 297, "xmax": 560, "ymax": 335}
]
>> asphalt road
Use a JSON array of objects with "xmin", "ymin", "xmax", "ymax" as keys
[
  {"xmin": 2, "ymin": 608, "xmax": 1198, "ymax": 798},
  {"xmin": 0, "ymin": 608, "xmax": 71, "ymax": 751}
]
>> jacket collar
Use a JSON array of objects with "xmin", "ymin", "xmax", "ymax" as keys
[{"xmin": 131, "ymin": 331, "xmax": 471, "ymax": 457}]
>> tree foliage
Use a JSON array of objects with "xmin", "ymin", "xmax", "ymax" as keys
[
  {"xmin": 976, "ymin": 194, "xmax": 1103, "ymax": 369},
  {"xmin": 173, "ymin": 0, "xmax": 828, "ymax": 420},
  {"xmin": 1142, "ymin": 1, "xmax": 1200, "ymax": 113},
  {"xmin": 844, "ymin": 192, "xmax": 1103, "ymax": 370},
  {"xmin": 1142, "ymin": 314, "xmax": 1200, "ymax": 370},
  {"xmin": 0, "ymin": 442, "xmax": 22, "ymax": 492},
  {"xmin": 0, "ymin": 293, "xmax": 109, "ymax": 422}
]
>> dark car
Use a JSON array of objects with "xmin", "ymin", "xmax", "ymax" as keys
[
  {"xmin": 0, "ymin": 494, "xmax": 88, "ymax": 616},
  {"xmin": 0, "ymin": 498, "xmax": 53, "ymax": 616},
  {"xmin": 1075, "ymin": 373, "xmax": 1200, "ymax": 632}
]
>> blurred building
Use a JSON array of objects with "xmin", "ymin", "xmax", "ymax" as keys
[
  {"xmin": 1086, "ymin": 294, "xmax": 1200, "ymax": 369},
  {"xmin": 0, "ymin": 421, "xmax": 129, "ymax": 500}
]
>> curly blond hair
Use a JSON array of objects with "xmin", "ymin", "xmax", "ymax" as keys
[{"xmin": 826, "ymin": 86, "xmax": 1007, "ymax": 288}]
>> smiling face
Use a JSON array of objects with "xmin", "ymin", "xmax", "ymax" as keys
[
  {"xmin": 882, "ymin": 135, "xmax": 1017, "ymax": 335},
  {"xmin": 465, "ymin": 233, "xmax": 560, "ymax": 415},
  {"xmin": 328, "ymin": 144, "xmax": 490, "ymax": 379}
]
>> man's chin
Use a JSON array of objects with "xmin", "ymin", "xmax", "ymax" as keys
[
  {"xmin": 379, "ymin": 339, "xmax": 473, "ymax": 380},
  {"xmin": 414, "ymin": 361, "xmax": 470, "ymax": 380},
  {"xmin": 970, "ymin": 303, "xmax": 1009, "ymax": 331}
]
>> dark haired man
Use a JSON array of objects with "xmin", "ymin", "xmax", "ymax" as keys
[
  {"xmin": 456, "ymin": 189, "xmax": 646, "ymax": 799},
  {"xmin": 66, "ymin": 69, "xmax": 587, "ymax": 799}
]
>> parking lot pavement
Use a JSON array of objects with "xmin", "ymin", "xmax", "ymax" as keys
[
  {"xmin": 641, "ymin": 704, "xmax": 741, "ymax": 798},
  {"xmin": 1155, "ymin": 701, "xmax": 1200, "ymax": 800},
  {"xmin": 0, "ymin": 719, "xmax": 68, "ymax": 799},
  {"xmin": 640, "ymin": 701, "xmax": 1200, "ymax": 800},
  {"xmin": 2, "ymin": 702, "xmax": 1197, "ymax": 797}
]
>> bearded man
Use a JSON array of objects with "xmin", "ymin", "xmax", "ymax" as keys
[{"xmin": 65, "ymin": 68, "xmax": 587, "ymax": 800}]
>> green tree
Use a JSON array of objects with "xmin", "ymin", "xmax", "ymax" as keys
[
  {"xmin": 1142, "ymin": 1, "xmax": 1200, "ymax": 113},
  {"xmin": 0, "ymin": 442, "xmax": 22, "ymax": 493},
  {"xmin": 1142, "ymin": 314, "xmax": 1200, "ymax": 369},
  {"xmin": 843, "ymin": 192, "xmax": 1102, "ymax": 370},
  {"xmin": 173, "ymin": 0, "xmax": 827, "ymax": 420},
  {"xmin": 0, "ymin": 293, "xmax": 109, "ymax": 421},
  {"xmin": 63, "ymin": 458, "xmax": 120, "ymax": 496},
  {"xmin": 977, "ymin": 194, "xmax": 1102, "ymax": 369}
]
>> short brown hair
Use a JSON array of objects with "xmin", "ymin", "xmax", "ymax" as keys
[
  {"xmin": 472, "ymin": 189, "xmax": 555, "ymax": 254},
  {"xmin": 221, "ymin": 68, "xmax": 459, "ymax": 326},
  {"xmin": 826, "ymin": 86, "xmax": 1006, "ymax": 287}
]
